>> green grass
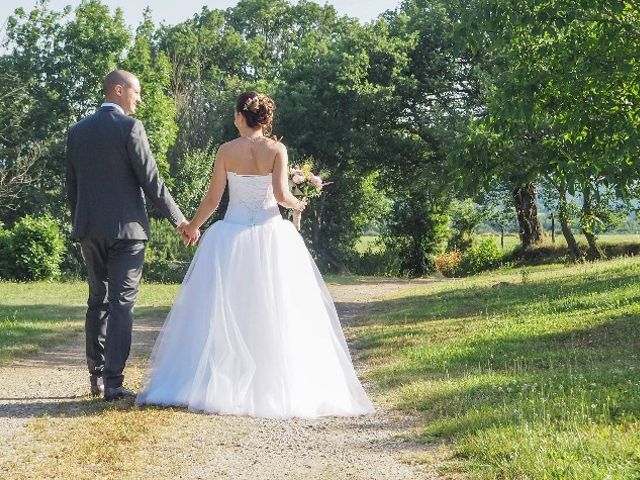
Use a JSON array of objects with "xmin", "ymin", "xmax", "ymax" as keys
[
  {"xmin": 485, "ymin": 232, "xmax": 640, "ymax": 252},
  {"xmin": 355, "ymin": 234, "xmax": 384, "ymax": 254},
  {"xmin": 356, "ymin": 232, "xmax": 640, "ymax": 258},
  {"xmin": 352, "ymin": 257, "xmax": 640, "ymax": 478},
  {"xmin": 2, "ymin": 254, "xmax": 640, "ymax": 477},
  {"xmin": 0, "ymin": 281, "xmax": 180, "ymax": 365}
]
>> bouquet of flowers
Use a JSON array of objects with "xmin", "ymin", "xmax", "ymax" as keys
[{"xmin": 288, "ymin": 160, "xmax": 330, "ymax": 230}]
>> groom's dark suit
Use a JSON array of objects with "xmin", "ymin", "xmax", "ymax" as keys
[{"xmin": 66, "ymin": 104, "xmax": 185, "ymax": 390}]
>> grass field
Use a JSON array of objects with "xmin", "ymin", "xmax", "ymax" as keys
[
  {"xmin": 0, "ymin": 281, "xmax": 180, "ymax": 365},
  {"xmin": 352, "ymin": 257, "xmax": 640, "ymax": 478},
  {"xmin": 355, "ymin": 232, "xmax": 640, "ymax": 256},
  {"xmin": 1, "ymin": 256, "xmax": 639, "ymax": 478},
  {"xmin": 487, "ymin": 232, "xmax": 640, "ymax": 253}
]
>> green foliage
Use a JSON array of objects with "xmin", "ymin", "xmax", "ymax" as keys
[
  {"xmin": 1, "ymin": 0, "xmax": 130, "ymax": 222},
  {"xmin": 123, "ymin": 9, "xmax": 177, "ymax": 182},
  {"xmin": 383, "ymin": 183, "xmax": 451, "ymax": 277},
  {"xmin": 145, "ymin": 218, "xmax": 193, "ymax": 264},
  {"xmin": 447, "ymin": 0, "xmax": 640, "ymax": 251},
  {"xmin": 143, "ymin": 218, "xmax": 193, "ymax": 283},
  {"xmin": 171, "ymin": 147, "xmax": 215, "ymax": 218},
  {"xmin": 0, "ymin": 224, "xmax": 11, "ymax": 280},
  {"xmin": 346, "ymin": 238, "xmax": 403, "ymax": 277},
  {"xmin": 2, "ymin": 0, "xmax": 639, "ymax": 276},
  {"xmin": 448, "ymin": 199, "xmax": 493, "ymax": 252},
  {"xmin": 7, "ymin": 215, "xmax": 66, "ymax": 281},
  {"xmin": 459, "ymin": 237, "xmax": 503, "ymax": 275}
]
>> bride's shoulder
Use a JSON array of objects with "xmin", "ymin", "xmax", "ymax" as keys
[
  {"xmin": 221, "ymin": 138, "xmax": 241, "ymax": 149},
  {"xmin": 266, "ymin": 137, "xmax": 286, "ymax": 153}
]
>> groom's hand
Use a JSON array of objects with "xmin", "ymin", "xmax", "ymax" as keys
[{"xmin": 177, "ymin": 220, "xmax": 200, "ymax": 247}]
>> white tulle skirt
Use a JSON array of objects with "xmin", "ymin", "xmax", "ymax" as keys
[{"xmin": 135, "ymin": 216, "xmax": 375, "ymax": 418}]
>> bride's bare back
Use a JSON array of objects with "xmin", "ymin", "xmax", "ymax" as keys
[
  {"xmin": 181, "ymin": 92, "xmax": 306, "ymax": 242},
  {"xmin": 185, "ymin": 135, "xmax": 304, "ymax": 240},
  {"xmin": 223, "ymin": 136, "xmax": 280, "ymax": 176}
]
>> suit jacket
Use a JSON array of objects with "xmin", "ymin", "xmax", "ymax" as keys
[{"xmin": 65, "ymin": 106, "xmax": 185, "ymax": 241}]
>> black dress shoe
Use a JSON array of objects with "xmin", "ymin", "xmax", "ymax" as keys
[
  {"xmin": 90, "ymin": 374, "xmax": 104, "ymax": 397},
  {"xmin": 104, "ymin": 386, "xmax": 136, "ymax": 402}
]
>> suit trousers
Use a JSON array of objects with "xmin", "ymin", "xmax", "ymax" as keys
[{"xmin": 80, "ymin": 238, "xmax": 145, "ymax": 389}]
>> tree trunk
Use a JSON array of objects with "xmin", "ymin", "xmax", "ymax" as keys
[
  {"xmin": 306, "ymin": 198, "xmax": 349, "ymax": 273},
  {"xmin": 581, "ymin": 185, "xmax": 605, "ymax": 260},
  {"xmin": 557, "ymin": 178, "xmax": 581, "ymax": 260},
  {"xmin": 512, "ymin": 183, "xmax": 543, "ymax": 249},
  {"xmin": 317, "ymin": 245, "xmax": 351, "ymax": 274}
]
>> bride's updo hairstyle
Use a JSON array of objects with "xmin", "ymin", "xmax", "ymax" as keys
[{"xmin": 236, "ymin": 91, "xmax": 276, "ymax": 137}]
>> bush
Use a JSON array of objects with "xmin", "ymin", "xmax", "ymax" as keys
[
  {"xmin": 435, "ymin": 250, "xmax": 463, "ymax": 277},
  {"xmin": 144, "ymin": 218, "xmax": 195, "ymax": 282},
  {"xmin": 460, "ymin": 237, "xmax": 502, "ymax": 275},
  {"xmin": 143, "ymin": 259, "xmax": 190, "ymax": 283},
  {"xmin": 8, "ymin": 215, "xmax": 66, "ymax": 280},
  {"xmin": 58, "ymin": 221, "xmax": 85, "ymax": 279},
  {"xmin": 346, "ymin": 246, "xmax": 403, "ymax": 276},
  {"xmin": 145, "ymin": 218, "xmax": 194, "ymax": 264},
  {"xmin": 172, "ymin": 147, "xmax": 215, "ymax": 218},
  {"xmin": 0, "ymin": 223, "xmax": 11, "ymax": 279}
]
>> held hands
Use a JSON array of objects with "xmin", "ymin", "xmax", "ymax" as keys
[{"xmin": 177, "ymin": 220, "xmax": 201, "ymax": 247}]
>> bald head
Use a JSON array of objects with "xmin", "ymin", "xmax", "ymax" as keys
[
  {"xmin": 103, "ymin": 70, "xmax": 137, "ymax": 95},
  {"xmin": 103, "ymin": 70, "xmax": 142, "ymax": 115}
]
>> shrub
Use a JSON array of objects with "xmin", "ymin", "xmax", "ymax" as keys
[
  {"xmin": 0, "ymin": 223, "xmax": 11, "ymax": 279},
  {"xmin": 9, "ymin": 215, "xmax": 66, "ymax": 280},
  {"xmin": 144, "ymin": 218, "xmax": 195, "ymax": 282},
  {"xmin": 346, "ymin": 247, "xmax": 403, "ymax": 276},
  {"xmin": 435, "ymin": 250, "xmax": 463, "ymax": 277},
  {"xmin": 145, "ymin": 217, "xmax": 194, "ymax": 264},
  {"xmin": 460, "ymin": 237, "xmax": 502, "ymax": 275},
  {"xmin": 143, "ymin": 259, "xmax": 190, "ymax": 283},
  {"xmin": 172, "ymin": 147, "xmax": 215, "ymax": 218}
]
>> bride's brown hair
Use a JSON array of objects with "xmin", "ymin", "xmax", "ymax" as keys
[{"xmin": 235, "ymin": 91, "xmax": 276, "ymax": 137}]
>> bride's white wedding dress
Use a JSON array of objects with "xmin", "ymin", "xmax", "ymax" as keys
[{"xmin": 135, "ymin": 171, "xmax": 375, "ymax": 418}]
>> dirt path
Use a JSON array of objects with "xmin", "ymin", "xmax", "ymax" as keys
[{"xmin": 0, "ymin": 279, "xmax": 447, "ymax": 479}]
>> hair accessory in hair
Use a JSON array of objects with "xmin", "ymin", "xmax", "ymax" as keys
[{"xmin": 243, "ymin": 95, "xmax": 261, "ymax": 113}]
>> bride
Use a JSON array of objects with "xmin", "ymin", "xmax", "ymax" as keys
[{"xmin": 135, "ymin": 91, "xmax": 375, "ymax": 418}]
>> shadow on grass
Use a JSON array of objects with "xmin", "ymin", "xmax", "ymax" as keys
[
  {"xmin": 368, "ymin": 313, "xmax": 639, "ymax": 388},
  {"xmin": 0, "ymin": 304, "xmax": 169, "ymax": 367},
  {"xmin": 354, "ymin": 265, "xmax": 640, "ymax": 326},
  {"xmin": 351, "ymin": 264, "xmax": 640, "ymax": 444}
]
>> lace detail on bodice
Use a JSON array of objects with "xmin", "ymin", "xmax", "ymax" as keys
[{"xmin": 224, "ymin": 172, "xmax": 281, "ymax": 226}]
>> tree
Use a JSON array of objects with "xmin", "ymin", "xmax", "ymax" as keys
[
  {"xmin": 123, "ymin": 9, "xmax": 178, "ymax": 181},
  {"xmin": 1, "ymin": 0, "xmax": 129, "ymax": 223},
  {"xmin": 446, "ymin": 0, "xmax": 640, "ymax": 255},
  {"xmin": 276, "ymin": 13, "xmax": 414, "ymax": 271}
]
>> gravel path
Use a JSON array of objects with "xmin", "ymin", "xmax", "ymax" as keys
[{"xmin": 0, "ymin": 279, "xmax": 447, "ymax": 479}]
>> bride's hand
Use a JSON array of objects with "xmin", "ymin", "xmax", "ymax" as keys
[
  {"xmin": 181, "ymin": 222, "xmax": 201, "ymax": 247},
  {"xmin": 295, "ymin": 197, "xmax": 308, "ymax": 212}
]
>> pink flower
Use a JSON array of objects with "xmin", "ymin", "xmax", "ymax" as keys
[
  {"xmin": 310, "ymin": 175, "xmax": 323, "ymax": 187},
  {"xmin": 292, "ymin": 174, "xmax": 305, "ymax": 184}
]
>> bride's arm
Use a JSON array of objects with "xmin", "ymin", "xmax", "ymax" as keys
[
  {"xmin": 272, "ymin": 143, "xmax": 306, "ymax": 211},
  {"xmin": 187, "ymin": 145, "xmax": 229, "ymax": 232}
]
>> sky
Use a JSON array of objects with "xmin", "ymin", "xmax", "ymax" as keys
[{"xmin": 1, "ymin": 0, "xmax": 402, "ymax": 28}]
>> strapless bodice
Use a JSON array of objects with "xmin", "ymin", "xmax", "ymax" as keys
[{"xmin": 223, "ymin": 172, "xmax": 281, "ymax": 226}]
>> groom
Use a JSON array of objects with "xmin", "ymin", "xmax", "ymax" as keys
[{"xmin": 66, "ymin": 70, "xmax": 193, "ymax": 401}]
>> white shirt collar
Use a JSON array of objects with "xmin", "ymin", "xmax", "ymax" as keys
[{"xmin": 101, "ymin": 102, "xmax": 125, "ymax": 115}]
